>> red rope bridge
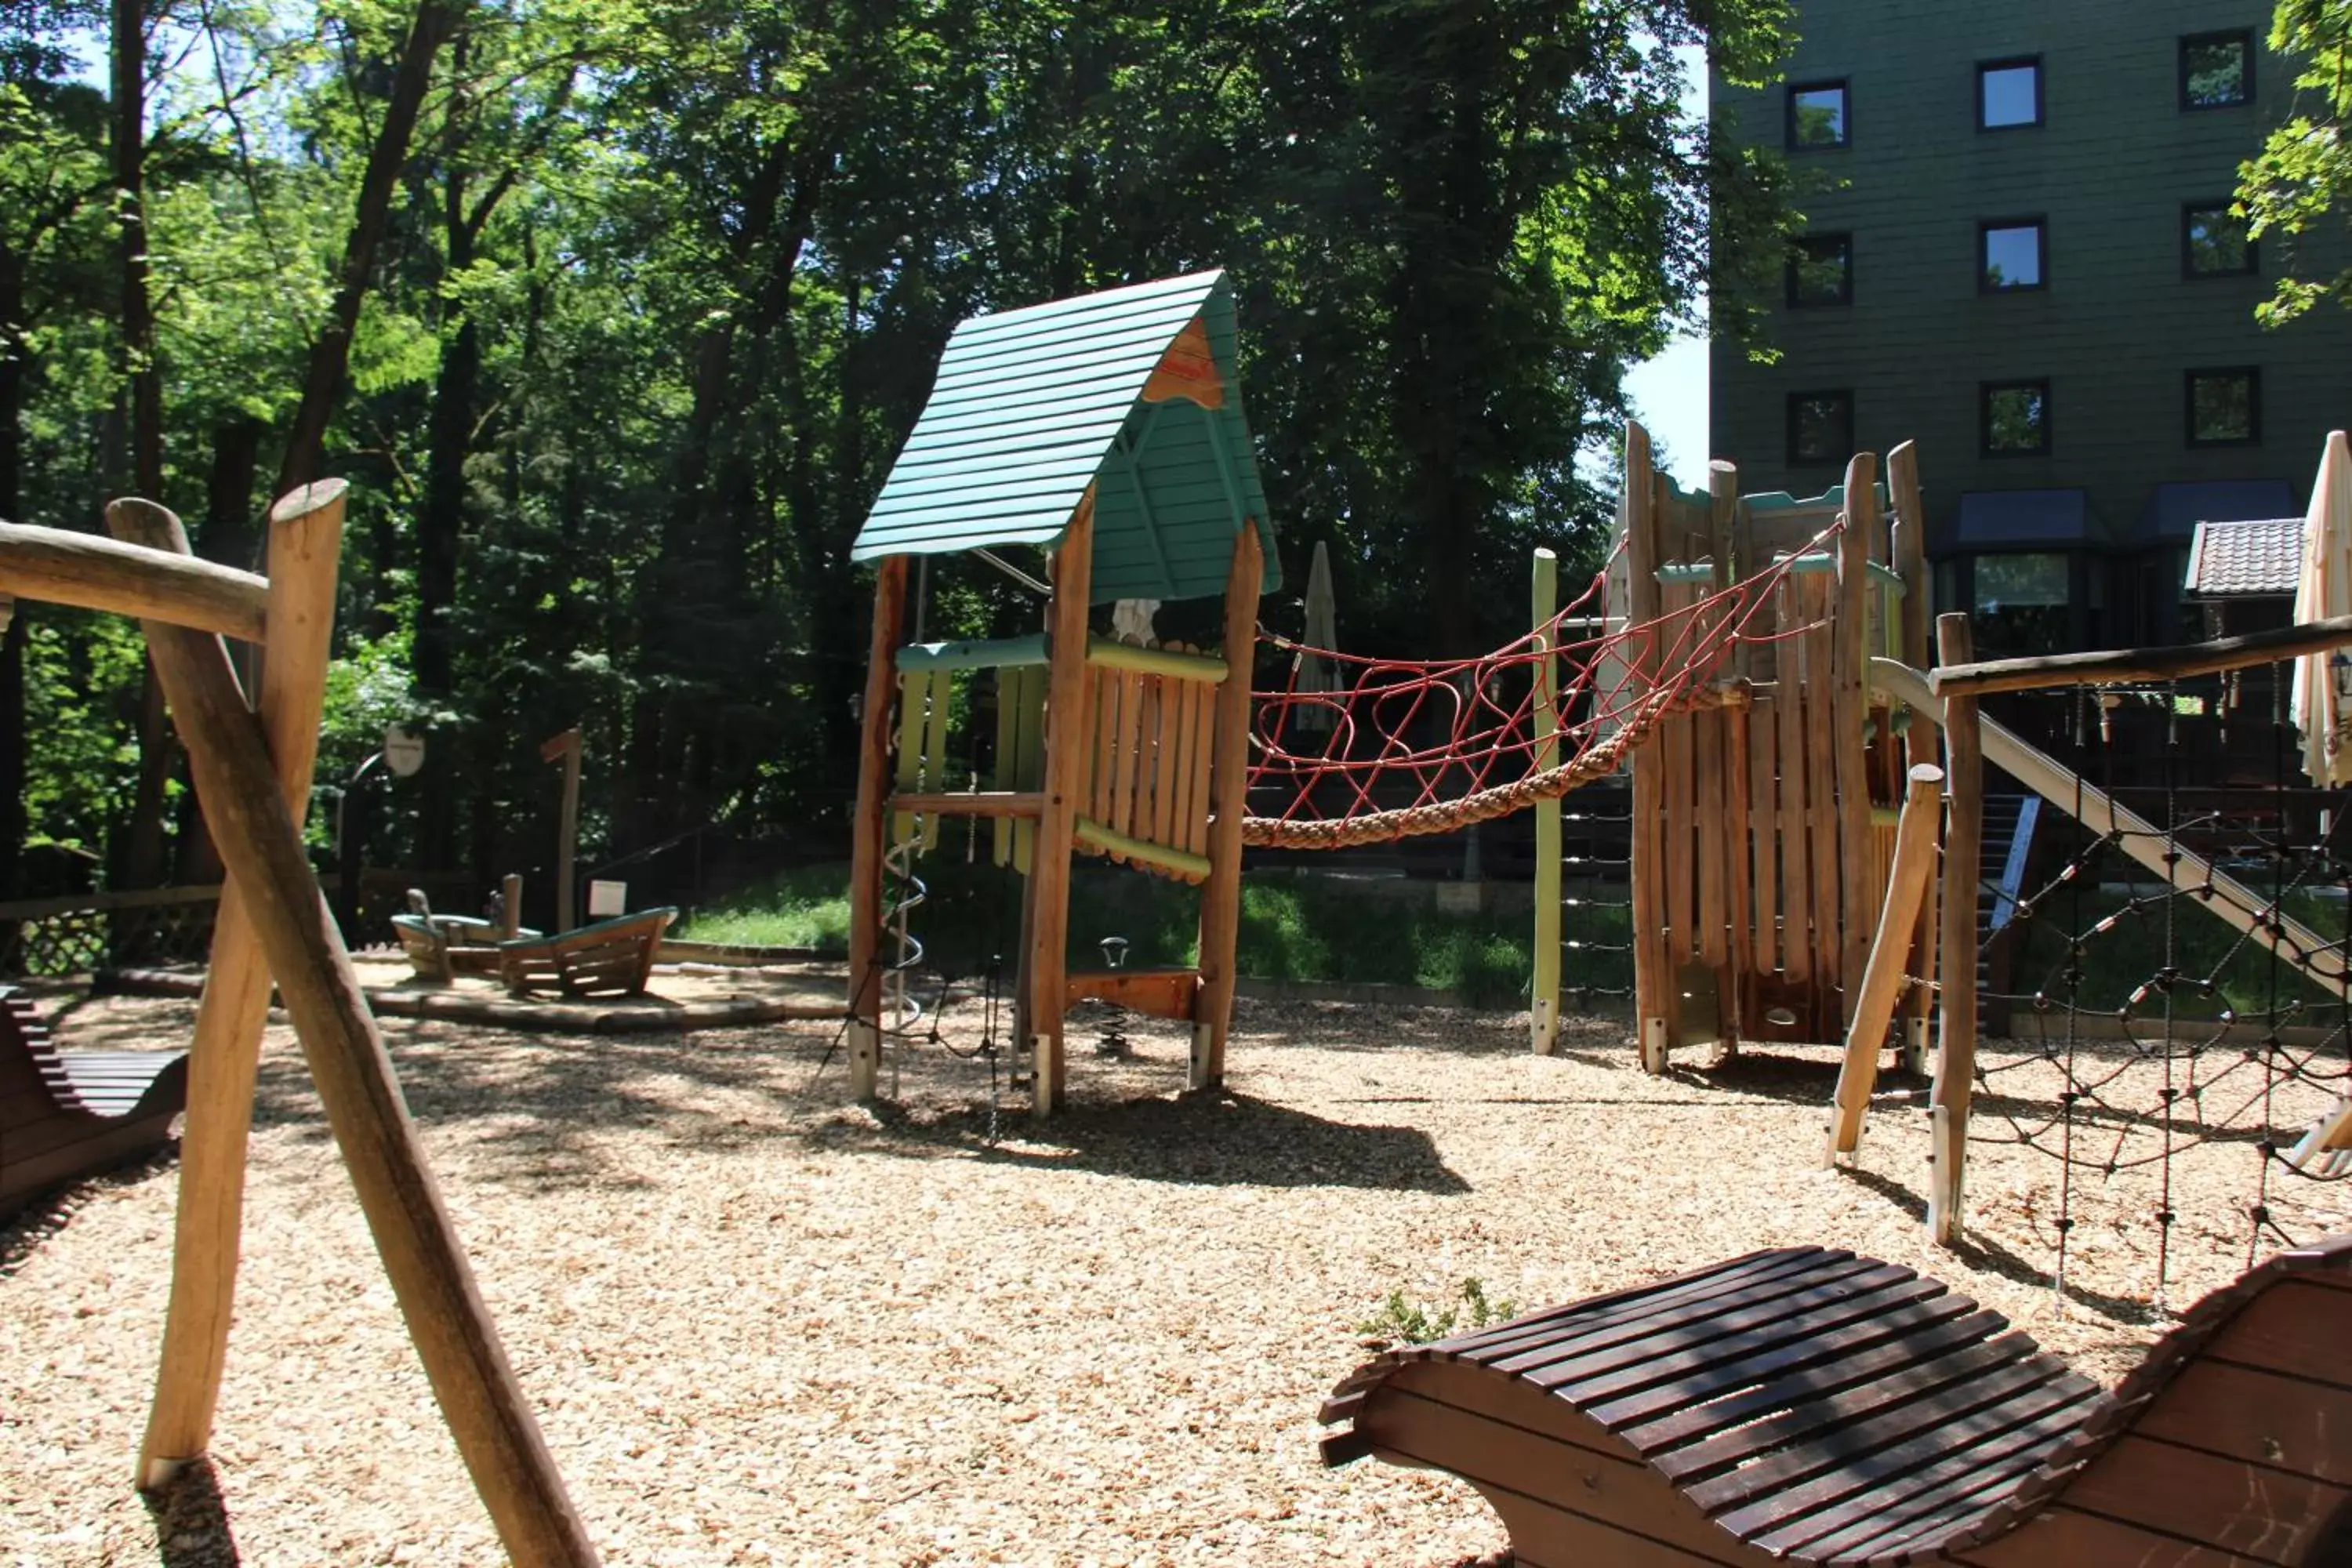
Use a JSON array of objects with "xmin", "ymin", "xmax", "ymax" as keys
[{"xmin": 1240, "ymin": 525, "xmax": 1834, "ymax": 849}]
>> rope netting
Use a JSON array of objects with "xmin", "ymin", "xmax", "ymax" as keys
[
  {"xmin": 1965, "ymin": 671, "xmax": 2351, "ymax": 1309},
  {"xmin": 1240, "ymin": 523, "xmax": 1837, "ymax": 849}
]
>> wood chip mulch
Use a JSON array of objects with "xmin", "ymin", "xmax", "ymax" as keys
[{"xmin": 3, "ymin": 989, "xmax": 2344, "ymax": 1566}]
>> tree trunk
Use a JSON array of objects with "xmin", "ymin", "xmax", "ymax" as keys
[
  {"xmin": 114, "ymin": 0, "xmax": 173, "ymax": 888},
  {"xmin": 172, "ymin": 417, "xmax": 267, "ymax": 885},
  {"xmin": 276, "ymin": 0, "xmax": 463, "ymax": 496},
  {"xmin": 0, "ymin": 245, "xmax": 25, "ymax": 902}
]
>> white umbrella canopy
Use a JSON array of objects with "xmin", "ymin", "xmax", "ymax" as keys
[{"xmin": 2292, "ymin": 430, "xmax": 2352, "ymax": 784}]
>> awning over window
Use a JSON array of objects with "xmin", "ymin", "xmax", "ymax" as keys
[
  {"xmin": 1940, "ymin": 488, "xmax": 2103, "ymax": 555},
  {"xmin": 2136, "ymin": 479, "xmax": 2296, "ymax": 541}
]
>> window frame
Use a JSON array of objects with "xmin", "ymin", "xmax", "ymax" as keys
[
  {"xmin": 1785, "ymin": 78, "xmax": 1852, "ymax": 150},
  {"xmin": 1786, "ymin": 389, "xmax": 1856, "ymax": 466},
  {"xmin": 1977, "ymin": 216, "xmax": 2049, "ymax": 292},
  {"xmin": 2184, "ymin": 366, "xmax": 2262, "ymax": 447},
  {"xmin": 1980, "ymin": 378, "xmax": 2053, "ymax": 458},
  {"xmin": 2179, "ymin": 30, "xmax": 2254, "ymax": 111},
  {"xmin": 2180, "ymin": 201, "xmax": 2258, "ymax": 278},
  {"xmin": 1976, "ymin": 55, "xmax": 2044, "ymax": 130},
  {"xmin": 1786, "ymin": 232, "xmax": 1855, "ymax": 307}
]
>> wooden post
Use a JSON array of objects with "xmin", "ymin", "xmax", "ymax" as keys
[
  {"xmin": 108, "ymin": 500, "xmax": 598, "ymax": 1566},
  {"xmin": 1708, "ymin": 460, "xmax": 1746, "ymax": 1053},
  {"xmin": 499, "ymin": 873, "xmax": 523, "ymax": 939},
  {"xmin": 1193, "ymin": 522, "xmax": 1263, "ymax": 1090},
  {"xmin": 1029, "ymin": 494, "xmax": 1097, "ymax": 1114},
  {"xmin": 1889, "ymin": 442, "xmax": 1936, "ymax": 1073},
  {"xmin": 539, "ymin": 728, "xmax": 583, "ymax": 933},
  {"xmin": 1624, "ymin": 426, "xmax": 1668, "ymax": 1073},
  {"xmin": 1835, "ymin": 454, "xmax": 1878, "ymax": 1025},
  {"xmin": 1825, "ymin": 761, "xmax": 1944, "ymax": 1162},
  {"xmin": 136, "ymin": 482, "xmax": 344, "ymax": 1488},
  {"xmin": 1932, "ymin": 612, "xmax": 1983, "ymax": 1245},
  {"xmin": 846, "ymin": 554, "xmax": 909, "ymax": 1099},
  {"xmin": 1530, "ymin": 546, "xmax": 1561, "ymax": 1055}
]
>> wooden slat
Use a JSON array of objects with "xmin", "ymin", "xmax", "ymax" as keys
[
  {"xmin": 1697, "ymin": 712, "xmax": 1726, "ymax": 971},
  {"xmin": 1065, "ymin": 966, "xmax": 1198, "ymax": 1021},
  {"xmin": 1958, "ymin": 1506, "xmax": 2272, "ymax": 1568},
  {"xmin": 1087, "ymin": 658, "xmax": 1114, "ymax": 828},
  {"xmin": 1786, "ymin": 1397, "xmax": 2099, "ymax": 1559},
  {"xmin": 1626, "ymin": 432, "xmax": 1668, "ymax": 1066},
  {"xmin": 1804, "ymin": 572, "xmax": 1840, "ymax": 1005},
  {"xmin": 1750, "ymin": 692, "xmax": 1780, "ymax": 981},
  {"xmin": 1777, "ymin": 584, "xmax": 1812, "ymax": 987},
  {"xmin": 1185, "ymin": 653, "xmax": 1215, "ymax": 856},
  {"xmin": 2133, "ymin": 1359, "xmax": 2352, "ymax": 1485},
  {"xmin": 2056, "ymin": 1433, "xmax": 2350, "ymax": 1565},
  {"xmin": 1612, "ymin": 1305, "xmax": 2013, "ymax": 1449},
  {"xmin": 1465, "ymin": 1250, "xmax": 1857, "ymax": 1368},
  {"xmin": 1491, "ymin": 1259, "xmax": 1898, "ymax": 1381},
  {"xmin": 2205, "ymin": 1279, "xmax": 2352, "ymax": 1385},
  {"xmin": 1116, "ymin": 669, "xmax": 1148, "ymax": 839},
  {"xmin": 1706, "ymin": 1374, "xmax": 2094, "ymax": 1542},
  {"xmin": 1150, "ymin": 672, "xmax": 1181, "ymax": 849}
]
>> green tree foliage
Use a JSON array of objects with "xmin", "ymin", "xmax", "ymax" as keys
[
  {"xmin": 2237, "ymin": 0, "xmax": 2352, "ymax": 325},
  {"xmin": 1, "ymin": 0, "xmax": 1798, "ymax": 913}
]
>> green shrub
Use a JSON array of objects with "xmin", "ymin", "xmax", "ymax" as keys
[{"xmin": 1355, "ymin": 1277, "xmax": 1521, "ymax": 1347}]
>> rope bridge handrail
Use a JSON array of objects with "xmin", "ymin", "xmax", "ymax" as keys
[{"xmin": 1240, "ymin": 521, "xmax": 1838, "ymax": 849}]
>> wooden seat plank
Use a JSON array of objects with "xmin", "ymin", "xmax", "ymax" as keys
[
  {"xmin": 1490, "ymin": 1257, "xmax": 1894, "ymax": 1381},
  {"xmin": 1707, "ymin": 1377, "xmax": 2100, "ymax": 1542},
  {"xmin": 1534, "ymin": 1272, "xmax": 1946, "ymax": 1404},
  {"xmin": 1446, "ymin": 1248, "xmax": 1851, "ymax": 1363},
  {"xmin": 1613, "ymin": 1308, "xmax": 2014, "ymax": 1451},
  {"xmin": 0, "ymin": 987, "xmax": 186, "ymax": 1218},
  {"xmin": 1653, "ymin": 1330, "xmax": 2044, "ymax": 1484},
  {"xmin": 1955, "ymin": 1505, "xmax": 2274, "ymax": 1568}
]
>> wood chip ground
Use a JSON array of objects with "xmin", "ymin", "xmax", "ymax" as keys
[{"xmin": 3, "ymin": 984, "xmax": 2344, "ymax": 1566}]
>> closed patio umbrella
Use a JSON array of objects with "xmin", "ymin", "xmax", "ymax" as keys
[
  {"xmin": 1294, "ymin": 539, "xmax": 1338, "ymax": 732},
  {"xmin": 2292, "ymin": 430, "xmax": 2352, "ymax": 784}
]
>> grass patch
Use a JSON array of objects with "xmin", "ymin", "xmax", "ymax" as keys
[
  {"xmin": 2004, "ymin": 877, "xmax": 2350, "ymax": 1019},
  {"xmin": 677, "ymin": 859, "xmax": 1540, "ymax": 1005}
]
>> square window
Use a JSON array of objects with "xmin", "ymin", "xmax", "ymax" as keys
[
  {"xmin": 1978, "ymin": 57, "xmax": 2042, "ymax": 129},
  {"xmin": 1787, "ymin": 390, "xmax": 1853, "ymax": 465},
  {"xmin": 1787, "ymin": 234, "xmax": 1853, "ymax": 307},
  {"xmin": 1975, "ymin": 553, "xmax": 2071, "ymax": 609},
  {"xmin": 1980, "ymin": 219, "xmax": 2045, "ymax": 290},
  {"xmin": 1981, "ymin": 379, "xmax": 2051, "ymax": 456},
  {"xmin": 1788, "ymin": 80, "xmax": 1849, "ymax": 148},
  {"xmin": 2182, "ymin": 203, "xmax": 2256, "ymax": 276},
  {"xmin": 2186, "ymin": 367, "xmax": 2260, "ymax": 445},
  {"xmin": 2181, "ymin": 31, "xmax": 2252, "ymax": 109}
]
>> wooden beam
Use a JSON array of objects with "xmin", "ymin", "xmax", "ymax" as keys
[
  {"xmin": 1073, "ymin": 815, "xmax": 1210, "ymax": 880},
  {"xmin": 1084, "ymin": 634, "xmax": 1228, "ymax": 684},
  {"xmin": 1826, "ymin": 762, "xmax": 1945, "ymax": 1162},
  {"xmin": 1930, "ymin": 612, "xmax": 2352, "ymax": 698},
  {"xmin": 107, "ymin": 499, "xmax": 600, "ymax": 1566},
  {"xmin": 1530, "ymin": 547, "xmax": 1562, "ymax": 1055},
  {"xmin": 1932, "ymin": 615, "xmax": 1982, "ymax": 1247},
  {"xmin": 1065, "ymin": 966, "xmax": 1199, "ymax": 1022},
  {"xmin": 1873, "ymin": 655, "xmax": 2348, "ymax": 988},
  {"xmin": 1624, "ymin": 424, "xmax": 1668, "ymax": 1073},
  {"xmin": 1887, "ymin": 442, "xmax": 1936, "ymax": 1073},
  {"xmin": 1192, "ymin": 524, "xmax": 1263, "ymax": 1091},
  {"xmin": 890, "ymin": 790, "xmax": 1043, "ymax": 818},
  {"xmin": 846, "ymin": 556, "xmax": 908, "ymax": 1099},
  {"xmin": 135, "ymin": 483, "xmax": 345, "ymax": 1488},
  {"xmin": 1029, "ymin": 493, "xmax": 1097, "ymax": 1115},
  {"xmin": 0, "ymin": 520, "xmax": 270, "ymax": 644},
  {"xmin": 1834, "ymin": 454, "xmax": 1878, "ymax": 1025},
  {"xmin": 1710, "ymin": 462, "xmax": 1751, "ymax": 1054}
]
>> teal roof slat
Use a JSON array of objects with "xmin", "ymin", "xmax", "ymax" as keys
[{"xmin": 854, "ymin": 270, "xmax": 1280, "ymax": 603}]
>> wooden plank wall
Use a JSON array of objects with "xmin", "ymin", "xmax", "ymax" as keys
[
  {"xmin": 1657, "ymin": 494, "xmax": 1906, "ymax": 1047},
  {"xmin": 1073, "ymin": 641, "xmax": 1214, "ymax": 879}
]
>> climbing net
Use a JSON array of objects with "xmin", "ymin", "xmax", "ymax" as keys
[
  {"xmin": 1969, "ymin": 672, "xmax": 2351, "ymax": 1309},
  {"xmin": 1242, "ymin": 529, "xmax": 1831, "ymax": 850}
]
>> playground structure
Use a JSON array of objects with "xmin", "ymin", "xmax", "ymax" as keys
[
  {"xmin": 0, "ymin": 488, "xmax": 601, "ymax": 1563},
  {"xmin": 845, "ymin": 270, "xmax": 1279, "ymax": 1114},
  {"xmin": 1322, "ymin": 1232, "xmax": 2352, "ymax": 1566},
  {"xmin": 0, "ymin": 985, "xmax": 187, "ymax": 1218}
]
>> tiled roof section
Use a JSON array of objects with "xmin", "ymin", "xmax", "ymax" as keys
[{"xmin": 2185, "ymin": 516, "xmax": 2303, "ymax": 597}]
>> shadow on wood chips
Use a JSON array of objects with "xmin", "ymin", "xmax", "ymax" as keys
[
  {"xmin": 143, "ymin": 1457, "xmax": 241, "ymax": 1566},
  {"xmin": 829, "ymin": 1089, "xmax": 1475, "ymax": 1193}
]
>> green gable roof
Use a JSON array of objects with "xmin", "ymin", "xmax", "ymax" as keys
[{"xmin": 851, "ymin": 270, "xmax": 1280, "ymax": 603}]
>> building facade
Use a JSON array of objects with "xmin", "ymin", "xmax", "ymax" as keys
[{"xmin": 1711, "ymin": 1, "xmax": 2352, "ymax": 659}]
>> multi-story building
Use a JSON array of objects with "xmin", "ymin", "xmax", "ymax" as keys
[{"xmin": 1711, "ymin": 2, "xmax": 2352, "ymax": 659}]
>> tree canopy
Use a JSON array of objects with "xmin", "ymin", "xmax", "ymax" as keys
[
  {"xmin": 2237, "ymin": 0, "xmax": 2352, "ymax": 325},
  {"xmin": 0, "ymin": 0, "xmax": 1799, "ymax": 913}
]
